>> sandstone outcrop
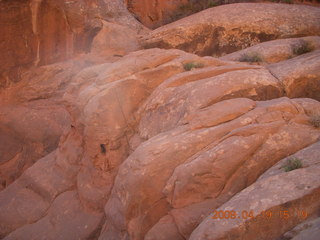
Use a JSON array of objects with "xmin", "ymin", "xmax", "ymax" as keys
[
  {"xmin": 220, "ymin": 36, "xmax": 320, "ymax": 63},
  {"xmin": 189, "ymin": 141, "xmax": 320, "ymax": 240},
  {"xmin": 0, "ymin": 100, "xmax": 70, "ymax": 189},
  {"xmin": 1, "ymin": 45, "xmax": 320, "ymax": 239},
  {"xmin": 282, "ymin": 217, "xmax": 320, "ymax": 240},
  {"xmin": 267, "ymin": 50, "xmax": 320, "ymax": 101},
  {"xmin": 1, "ymin": 2, "xmax": 320, "ymax": 240},
  {"xmin": 125, "ymin": 0, "xmax": 188, "ymax": 28},
  {"xmin": 0, "ymin": 0, "xmax": 144, "ymax": 88},
  {"xmin": 103, "ymin": 95, "xmax": 320, "ymax": 239},
  {"xmin": 141, "ymin": 3, "xmax": 320, "ymax": 56}
]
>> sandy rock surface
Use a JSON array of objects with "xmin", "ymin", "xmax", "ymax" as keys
[
  {"xmin": 0, "ymin": 2, "xmax": 320, "ymax": 240},
  {"xmin": 142, "ymin": 3, "xmax": 320, "ymax": 56}
]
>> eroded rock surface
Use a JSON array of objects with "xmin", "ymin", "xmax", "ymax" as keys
[
  {"xmin": 1, "ymin": 2, "xmax": 320, "ymax": 240},
  {"xmin": 220, "ymin": 36, "xmax": 320, "ymax": 63},
  {"xmin": 141, "ymin": 3, "xmax": 320, "ymax": 56},
  {"xmin": 0, "ymin": 0, "xmax": 145, "ymax": 88}
]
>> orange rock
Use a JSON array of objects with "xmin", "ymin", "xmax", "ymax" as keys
[
  {"xmin": 0, "ymin": 0, "xmax": 144, "ymax": 88},
  {"xmin": 0, "ymin": 100, "xmax": 70, "ymax": 188},
  {"xmin": 125, "ymin": 0, "xmax": 188, "ymax": 29},
  {"xmin": 104, "ymin": 96, "xmax": 320, "ymax": 239},
  {"xmin": 142, "ymin": 3, "xmax": 320, "ymax": 57},
  {"xmin": 268, "ymin": 50, "xmax": 320, "ymax": 101},
  {"xmin": 221, "ymin": 36, "xmax": 320, "ymax": 64}
]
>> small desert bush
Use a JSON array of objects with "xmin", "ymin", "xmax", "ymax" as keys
[
  {"xmin": 309, "ymin": 115, "xmax": 320, "ymax": 128},
  {"xmin": 292, "ymin": 40, "xmax": 314, "ymax": 56},
  {"xmin": 183, "ymin": 62, "xmax": 204, "ymax": 71},
  {"xmin": 239, "ymin": 52, "xmax": 262, "ymax": 63},
  {"xmin": 207, "ymin": 0, "xmax": 219, "ymax": 8},
  {"xmin": 282, "ymin": 157, "xmax": 303, "ymax": 172}
]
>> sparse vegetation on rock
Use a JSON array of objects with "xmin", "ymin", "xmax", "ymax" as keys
[
  {"xmin": 239, "ymin": 52, "xmax": 262, "ymax": 62},
  {"xmin": 292, "ymin": 40, "xmax": 314, "ymax": 55},
  {"xmin": 282, "ymin": 157, "xmax": 303, "ymax": 172},
  {"xmin": 310, "ymin": 114, "xmax": 320, "ymax": 128},
  {"xmin": 183, "ymin": 62, "xmax": 204, "ymax": 71}
]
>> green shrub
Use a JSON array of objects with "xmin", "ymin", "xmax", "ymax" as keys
[
  {"xmin": 183, "ymin": 62, "xmax": 204, "ymax": 71},
  {"xmin": 207, "ymin": 0, "xmax": 219, "ymax": 8},
  {"xmin": 283, "ymin": 0, "xmax": 293, "ymax": 3},
  {"xmin": 292, "ymin": 40, "xmax": 314, "ymax": 55},
  {"xmin": 239, "ymin": 52, "xmax": 262, "ymax": 63},
  {"xmin": 309, "ymin": 115, "xmax": 320, "ymax": 128},
  {"xmin": 282, "ymin": 157, "xmax": 303, "ymax": 172}
]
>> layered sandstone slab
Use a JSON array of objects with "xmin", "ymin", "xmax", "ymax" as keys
[
  {"xmin": 189, "ymin": 141, "xmax": 320, "ymax": 240},
  {"xmin": 0, "ymin": 100, "xmax": 70, "ymax": 188},
  {"xmin": 103, "ymin": 96, "xmax": 320, "ymax": 240},
  {"xmin": 220, "ymin": 36, "xmax": 320, "ymax": 63},
  {"xmin": 141, "ymin": 3, "xmax": 320, "ymax": 56},
  {"xmin": 268, "ymin": 50, "xmax": 320, "ymax": 101},
  {"xmin": 0, "ymin": 0, "xmax": 145, "ymax": 88},
  {"xmin": 0, "ymin": 46, "xmax": 320, "ymax": 239}
]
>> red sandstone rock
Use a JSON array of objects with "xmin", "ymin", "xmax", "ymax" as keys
[
  {"xmin": 267, "ymin": 50, "xmax": 320, "ymax": 101},
  {"xmin": 0, "ymin": 100, "xmax": 70, "ymax": 188},
  {"xmin": 220, "ymin": 36, "xmax": 320, "ymax": 63},
  {"xmin": 0, "ymin": 0, "xmax": 144, "ymax": 88},
  {"xmin": 1, "ymin": 2, "xmax": 320, "ymax": 238},
  {"xmin": 125, "ymin": 0, "xmax": 188, "ymax": 29},
  {"xmin": 141, "ymin": 3, "xmax": 320, "ymax": 57},
  {"xmin": 189, "ymin": 142, "xmax": 320, "ymax": 239},
  {"xmin": 103, "ymin": 96, "xmax": 320, "ymax": 240}
]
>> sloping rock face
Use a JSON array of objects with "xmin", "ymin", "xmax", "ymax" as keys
[
  {"xmin": 0, "ymin": 0, "xmax": 144, "ymax": 88},
  {"xmin": 1, "ymin": 46, "xmax": 319, "ymax": 239},
  {"xmin": 282, "ymin": 217, "xmax": 320, "ymax": 240},
  {"xmin": 220, "ymin": 36, "xmax": 320, "ymax": 63},
  {"xmin": 1, "ymin": 2, "xmax": 320, "ymax": 240},
  {"xmin": 267, "ymin": 50, "xmax": 320, "ymax": 101},
  {"xmin": 141, "ymin": 3, "xmax": 320, "ymax": 57},
  {"xmin": 189, "ymin": 141, "xmax": 320, "ymax": 240},
  {"xmin": 125, "ymin": 0, "xmax": 188, "ymax": 29},
  {"xmin": 126, "ymin": 0, "xmax": 320, "ymax": 29}
]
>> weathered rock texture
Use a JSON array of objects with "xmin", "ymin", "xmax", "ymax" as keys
[
  {"xmin": 220, "ymin": 36, "xmax": 320, "ymax": 63},
  {"xmin": 189, "ymin": 140, "xmax": 320, "ymax": 240},
  {"xmin": 0, "ymin": 2, "xmax": 320, "ymax": 240},
  {"xmin": 126, "ymin": 0, "xmax": 320, "ymax": 29},
  {"xmin": 142, "ymin": 3, "xmax": 320, "ymax": 57},
  {"xmin": 1, "ymin": 47, "xmax": 320, "ymax": 239},
  {"xmin": 267, "ymin": 50, "xmax": 320, "ymax": 101},
  {"xmin": 125, "ymin": 0, "xmax": 188, "ymax": 29},
  {"xmin": 282, "ymin": 217, "xmax": 320, "ymax": 240},
  {"xmin": 0, "ymin": 0, "xmax": 144, "ymax": 88}
]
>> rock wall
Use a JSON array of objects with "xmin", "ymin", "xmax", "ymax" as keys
[
  {"xmin": 125, "ymin": 0, "xmax": 188, "ymax": 28},
  {"xmin": 126, "ymin": 0, "xmax": 320, "ymax": 29},
  {"xmin": 0, "ymin": 0, "xmax": 143, "ymax": 88}
]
